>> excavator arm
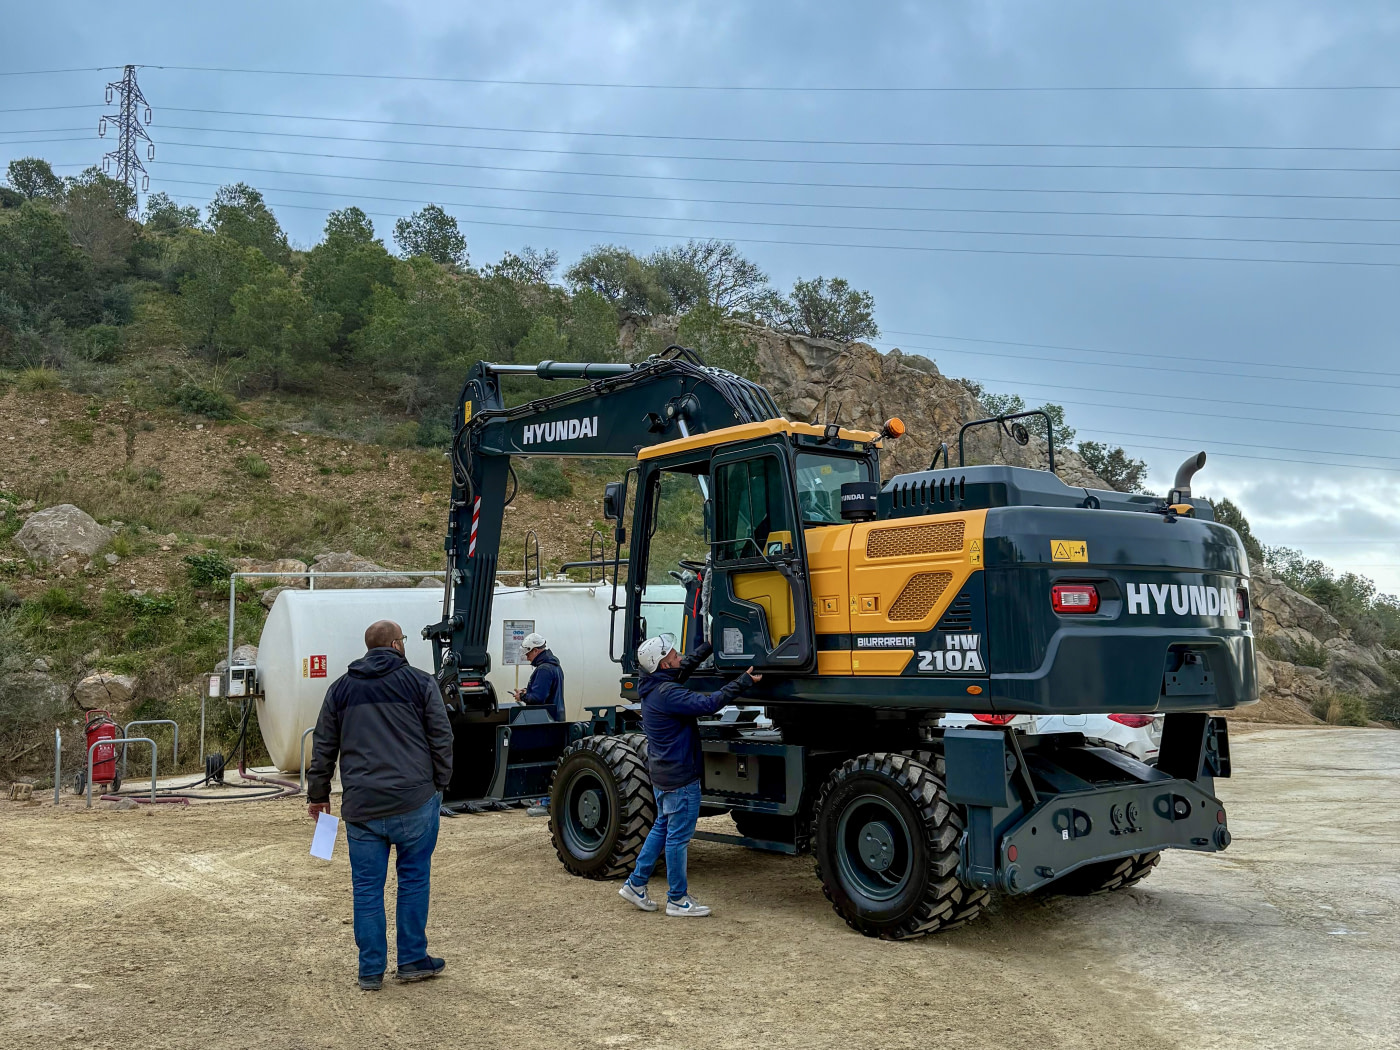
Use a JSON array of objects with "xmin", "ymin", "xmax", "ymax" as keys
[{"xmin": 424, "ymin": 346, "xmax": 780, "ymax": 710}]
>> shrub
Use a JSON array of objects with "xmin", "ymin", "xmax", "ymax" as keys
[
  {"xmin": 1256, "ymin": 634, "xmax": 1284, "ymax": 661},
  {"xmin": 17, "ymin": 368, "xmax": 61, "ymax": 392},
  {"xmin": 1368, "ymin": 687, "xmax": 1400, "ymax": 725},
  {"xmin": 519, "ymin": 459, "xmax": 572, "ymax": 499},
  {"xmin": 1292, "ymin": 638, "xmax": 1329, "ymax": 669},
  {"xmin": 169, "ymin": 385, "xmax": 235, "ymax": 419},
  {"xmin": 1334, "ymin": 693, "xmax": 1371, "ymax": 727},
  {"xmin": 416, "ymin": 419, "xmax": 452, "ymax": 448},
  {"xmin": 35, "ymin": 586, "xmax": 88, "ymax": 618},
  {"xmin": 184, "ymin": 551, "xmax": 234, "ymax": 588},
  {"xmin": 238, "ymin": 454, "xmax": 271, "ymax": 479},
  {"xmin": 73, "ymin": 324, "xmax": 122, "ymax": 363},
  {"xmin": 1309, "ymin": 696, "xmax": 1331, "ymax": 721}
]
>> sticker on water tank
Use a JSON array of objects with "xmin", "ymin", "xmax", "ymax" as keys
[
  {"xmin": 722, "ymin": 627, "xmax": 746, "ymax": 656},
  {"xmin": 308, "ymin": 655, "xmax": 327, "ymax": 679},
  {"xmin": 502, "ymin": 619, "xmax": 535, "ymax": 665}
]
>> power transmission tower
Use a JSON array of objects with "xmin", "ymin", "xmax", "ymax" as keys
[{"xmin": 98, "ymin": 64, "xmax": 153, "ymax": 213}]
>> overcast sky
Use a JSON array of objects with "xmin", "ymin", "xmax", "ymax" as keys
[{"xmin": 3, "ymin": 1, "xmax": 1398, "ymax": 592}]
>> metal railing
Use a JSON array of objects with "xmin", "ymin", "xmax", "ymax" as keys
[
  {"xmin": 88, "ymin": 737, "xmax": 156, "ymax": 808},
  {"xmin": 122, "ymin": 719, "xmax": 178, "ymax": 779},
  {"xmin": 298, "ymin": 725, "xmax": 315, "ymax": 792},
  {"xmin": 53, "ymin": 729, "xmax": 61, "ymax": 805}
]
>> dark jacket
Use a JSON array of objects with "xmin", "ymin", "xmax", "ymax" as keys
[
  {"xmin": 639, "ymin": 644, "xmax": 754, "ymax": 791},
  {"xmin": 307, "ymin": 648, "xmax": 454, "ymax": 822},
  {"xmin": 520, "ymin": 648, "xmax": 565, "ymax": 722}
]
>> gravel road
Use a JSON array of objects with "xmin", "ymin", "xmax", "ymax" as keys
[{"xmin": 1, "ymin": 725, "xmax": 1395, "ymax": 1050}]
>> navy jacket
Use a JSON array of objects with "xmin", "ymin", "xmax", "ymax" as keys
[
  {"xmin": 307, "ymin": 648, "xmax": 454, "ymax": 822},
  {"xmin": 639, "ymin": 644, "xmax": 754, "ymax": 791},
  {"xmin": 521, "ymin": 649, "xmax": 565, "ymax": 722}
]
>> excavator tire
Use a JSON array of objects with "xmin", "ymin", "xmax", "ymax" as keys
[
  {"xmin": 549, "ymin": 735, "xmax": 655, "ymax": 879},
  {"xmin": 1049, "ymin": 852, "xmax": 1161, "ymax": 896},
  {"xmin": 813, "ymin": 752, "xmax": 987, "ymax": 939}
]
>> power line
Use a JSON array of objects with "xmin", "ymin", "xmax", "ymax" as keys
[
  {"xmin": 1076, "ymin": 427, "xmax": 1400, "ymax": 465},
  {"xmin": 1081, "ymin": 439, "xmax": 1400, "ymax": 475},
  {"xmin": 98, "ymin": 65, "xmax": 153, "ymax": 207},
  {"xmin": 126, "ymin": 157, "xmax": 1400, "ymax": 226},
  {"xmin": 0, "ymin": 66, "xmax": 123, "ymax": 77},
  {"xmin": 104, "ymin": 121, "xmax": 1400, "ymax": 175},
  {"xmin": 150, "ymin": 185, "xmax": 1400, "ymax": 270},
  {"xmin": 145, "ymin": 174, "xmax": 1400, "ymax": 252},
  {"xmin": 12, "ymin": 101, "xmax": 1400, "ymax": 154},
  {"xmin": 135, "ymin": 65, "xmax": 1400, "ymax": 93},
  {"xmin": 882, "ymin": 330, "xmax": 1398, "ymax": 380}
]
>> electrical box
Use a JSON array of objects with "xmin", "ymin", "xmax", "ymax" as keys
[{"xmin": 227, "ymin": 664, "xmax": 259, "ymax": 699}]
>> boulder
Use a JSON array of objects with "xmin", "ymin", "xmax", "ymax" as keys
[
  {"xmin": 215, "ymin": 643, "xmax": 259, "ymax": 673},
  {"xmin": 416, "ymin": 577, "xmax": 446, "ymax": 589},
  {"xmin": 14, "ymin": 505, "xmax": 113, "ymax": 565},
  {"xmin": 231, "ymin": 557, "xmax": 309, "ymax": 589},
  {"xmin": 75, "ymin": 671, "xmax": 136, "ymax": 709},
  {"xmin": 310, "ymin": 552, "xmax": 411, "ymax": 589},
  {"xmin": 260, "ymin": 585, "xmax": 290, "ymax": 610},
  {"xmin": 1249, "ymin": 565, "xmax": 1342, "ymax": 642}
]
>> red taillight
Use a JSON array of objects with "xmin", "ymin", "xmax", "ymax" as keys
[
  {"xmin": 1237, "ymin": 588, "xmax": 1250, "ymax": 620},
  {"xmin": 974, "ymin": 713, "xmax": 1016, "ymax": 725},
  {"xmin": 1051, "ymin": 583, "xmax": 1099, "ymax": 614},
  {"xmin": 1108, "ymin": 713, "xmax": 1156, "ymax": 728}
]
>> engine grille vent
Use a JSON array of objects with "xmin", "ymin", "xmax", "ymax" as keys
[
  {"xmin": 888, "ymin": 572, "xmax": 954, "ymax": 621},
  {"xmin": 937, "ymin": 591, "xmax": 973, "ymax": 632},
  {"xmin": 866, "ymin": 520, "xmax": 965, "ymax": 559}
]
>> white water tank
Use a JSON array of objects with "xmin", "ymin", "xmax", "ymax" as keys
[{"xmin": 255, "ymin": 580, "xmax": 627, "ymax": 772}]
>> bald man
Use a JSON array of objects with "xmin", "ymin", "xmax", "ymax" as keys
[{"xmin": 307, "ymin": 619, "xmax": 454, "ymax": 991}]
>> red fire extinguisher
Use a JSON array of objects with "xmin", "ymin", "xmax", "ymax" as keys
[{"xmin": 85, "ymin": 709, "xmax": 120, "ymax": 789}]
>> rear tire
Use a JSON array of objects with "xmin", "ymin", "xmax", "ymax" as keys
[
  {"xmin": 549, "ymin": 736, "xmax": 655, "ymax": 879},
  {"xmin": 1050, "ymin": 852, "xmax": 1161, "ymax": 896},
  {"xmin": 813, "ymin": 752, "xmax": 987, "ymax": 939}
]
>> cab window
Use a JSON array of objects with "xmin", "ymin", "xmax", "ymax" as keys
[
  {"xmin": 714, "ymin": 456, "xmax": 792, "ymax": 562},
  {"xmin": 794, "ymin": 453, "xmax": 872, "ymax": 526}
]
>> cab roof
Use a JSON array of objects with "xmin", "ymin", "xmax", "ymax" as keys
[{"xmin": 637, "ymin": 418, "xmax": 880, "ymax": 461}]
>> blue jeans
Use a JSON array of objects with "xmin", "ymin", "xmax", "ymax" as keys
[
  {"xmin": 345, "ymin": 793, "xmax": 441, "ymax": 978},
  {"xmin": 627, "ymin": 779, "xmax": 702, "ymax": 901}
]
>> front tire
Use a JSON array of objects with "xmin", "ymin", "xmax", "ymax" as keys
[
  {"xmin": 1050, "ymin": 852, "xmax": 1160, "ymax": 896},
  {"xmin": 549, "ymin": 735, "xmax": 655, "ymax": 879},
  {"xmin": 813, "ymin": 752, "xmax": 987, "ymax": 939}
]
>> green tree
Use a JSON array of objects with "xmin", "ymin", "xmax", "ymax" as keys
[
  {"xmin": 645, "ymin": 246, "xmax": 709, "ymax": 313},
  {"xmin": 1078, "ymin": 440, "xmax": 1150, "ymax": 494},
  {"xmin": 0, "ymin": 201, "xmax": 97, "ymax": 333},
  {"xmin": 676, "ymin": 301, "xmax": 759, "ymax": 378},
  {"xmin": 209, "ymin": 183, "xmax": 290, "ymax": 265},
  {"xmin": 565, "ymin": 245, "xmax": 669, "ymax": 315},
  {"xmin": 356, "ymin": 256, "xmax": 476, "ymax": 412},
  {"xmin": 229, "ymin": 263, "xmax": 329, "ymax": 390},
  {"xmin": 1206, "ymin": 497, "xmax": 1264, "ymax": 561},
  {"xmin": 488, "ymin": 246, "xmax": 559, "ymax": 285},
  {"xmin": 302, "ymin": 207, "xmax": 397, "ymax": 351},
  {"xmin": 62, "ymin": 167, "xmax": 137, "ymax": 270},
  {"xmin": 143, "ymin": 192, "xmax": 200, "ymax": 234},
  {"xmin": 564, "ymin": 288, "xmax": 622, "ymax": 362},
  {"xmin": 665, "ymin": 239, "xmax": 772, "ymax": 313},
  {"xmin": 773, "ymin": 276, "xmax": 878, "ymax": 341},
  {"xmin": 5, "ymin": 157, "xmax": 64, "ymax": 202},
  {"xmin": 393, "ymin": 204, "xmax": 467, "ymax": 267},
  {"xmin": 174, "ymin": 233, "xmax": 260, "ymax": 361}
]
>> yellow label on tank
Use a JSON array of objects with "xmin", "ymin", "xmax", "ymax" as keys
[{"xmin": 1051, "ymin": 539, "xmax": 1088, "ymax": 563}]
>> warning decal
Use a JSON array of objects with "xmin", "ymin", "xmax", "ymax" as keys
[
  {"xmin": 1051, "ymin": 540, "xmax": 1088, "ymax": 563},
  {"xmin": 969, "ymin": 538, "xmax": 982, "ymax": 567},
  {"xmin": 309, "ymin": 655, "xmax": 328, "ymax": 679}
]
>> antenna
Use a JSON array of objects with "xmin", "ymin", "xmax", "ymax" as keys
[{"xmin": 98, "ymin": 64, "xmax": 153, "ymax": 212}]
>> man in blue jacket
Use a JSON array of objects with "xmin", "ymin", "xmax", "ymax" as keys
[
  {"xmin": 619, "ymin": 634, "xmax": 761, "ymax": 917},
  {"xmin": 307, "ymin": 619, "xmax": 454, "ymax": 990},
  {"xmin": 511, "ymin": 632, "xmax": 565, "ymax": 722}
]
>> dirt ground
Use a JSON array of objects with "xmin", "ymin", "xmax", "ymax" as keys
[{"xmin": 2, "ymin": 725, "xmax": 1396, "ymax": 1050}]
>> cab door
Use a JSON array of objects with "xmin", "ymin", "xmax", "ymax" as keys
[{"xmin": 707, "ymin": 442, "xmax": 816, "ymax": 674}]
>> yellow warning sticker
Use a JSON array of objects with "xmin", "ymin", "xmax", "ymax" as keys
[
  {"xmin": 1052, "ymin": 540, "xmax": 1088, "ymax": 563},
  {"xmin": 969, "ymin": 538, "xmax": 983, "ymax": 567},
  {"xmin": 463, "ymin": 400, "xmax": 473, "ymax": 424}
]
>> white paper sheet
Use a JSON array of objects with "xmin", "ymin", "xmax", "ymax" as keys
[{"xmin": 310, "ymin": 811, "xmax": 340, "ymax": 860}]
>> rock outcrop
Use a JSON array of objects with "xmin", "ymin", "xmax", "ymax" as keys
[
  {"xmin": 13, "ymin": 505, "xmax": 113, "ymax": 565},
  {"xmin": 231, "ymin": 557, "xmax": 309, "ymax": 588},
  {"xmin": 310, "ymin": 552, "xmax": 412, "ymax": 588},
  {"xmin": 74, "ymin": 672, "xmax": 136, "ymax": 709}
]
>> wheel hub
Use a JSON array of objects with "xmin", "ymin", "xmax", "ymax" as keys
[
  {"xmin": 578, "ymin": 788, "xmax": 602, "ymax": 829},
  {"xmin": 858, "ymin": 821, "xmax": 896, "ymax": 871}
]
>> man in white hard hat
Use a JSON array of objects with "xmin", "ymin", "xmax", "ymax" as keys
[
  {"xmin": 510, "ymin": 632, "xmax": 564, "ymax": 721},
  {"xmin": 619, "ymin": 634, "xmax": 761, "ymax": 917}
]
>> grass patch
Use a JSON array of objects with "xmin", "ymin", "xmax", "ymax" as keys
[
  {"xmin": 238, "ymin": 455, "xmax": 271, "ymax": 479},
  {"xmin": 1293, "ymin": 638, "xmax": 1329, "ymax": 669},
  {"xmin": 16, "ymin": 368, "xmax": 61, "ymax": 392},
  {"xmin": 518, "ymin": 459, "xmax": 573, "ymax": 498}
]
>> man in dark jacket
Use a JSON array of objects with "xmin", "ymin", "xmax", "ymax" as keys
[
  {"xmin": 510, "ymin": 632, "xmax": 565, "ymax": 721},
  {"xmin": 618, "ymin": 634, "xmax": 760, "ymax": 917},
  {"xmin": 307, "ymin": 619, "xmax": 454, "ymax": 991}
]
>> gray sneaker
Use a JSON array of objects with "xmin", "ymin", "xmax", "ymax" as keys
[
  {"xmin": 619, "ymin": 881, "xmax": 658, "ymax": 912},
  {"xmin": 665, "ymin": 895, "xmax": 711, "ymax": 917}
]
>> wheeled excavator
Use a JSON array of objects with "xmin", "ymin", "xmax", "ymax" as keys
[{"xmin": 424, "ymin": 347, "xmax": 1253, "ymax": 938}]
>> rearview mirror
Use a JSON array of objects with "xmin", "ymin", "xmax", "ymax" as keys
[{"xmin": 603, "ymin": 481, "xmax": 625, "ymax": 520}]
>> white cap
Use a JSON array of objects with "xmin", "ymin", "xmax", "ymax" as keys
[
  {"xmin": 637, "ymin": 634, "xmax": 676, "ymax": 675},
  {"xmin": 521, "ymin": 632, "xmax": 547, "ymax": 654}
]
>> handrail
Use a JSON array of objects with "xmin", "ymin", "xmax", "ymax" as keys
[
  {"xmin": 298, "ymin": 725, "xmax": 316, "ymax": 793},
  {"xmin": 88, "ymin": 737, "xmax": 156, "ymax": 808},
  {"xmin": 957, "ymin": 409, "xmax": 1055, "ymax": 474},
  {"xmin": 122, "ymin": 719, "xmax": 178, "ymax": 779},
  {"xmin": 53, "ymin": 728, "xmax": 61, "ymax": 805},
  {"xmin": 523, "ymin": 530, "xmax": 541, "ymax": 588}
]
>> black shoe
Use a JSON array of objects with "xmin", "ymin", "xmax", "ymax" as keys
[
  {"xmin": 395, "ymin": 956, "xmax": 445, "ymax": 982},
  {"xmin": 358, "ymin": 973, "xmax": 384, "ymax": 991}
]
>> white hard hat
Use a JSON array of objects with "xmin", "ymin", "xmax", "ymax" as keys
[
  {"xmin": 637, "ymin": 634, "xmax": 676, "ymax": 675},
  {"xmin": 521, "ymin": 632, "xmax": 547, "ymax": 653}
]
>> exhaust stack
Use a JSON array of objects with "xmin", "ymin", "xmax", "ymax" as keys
[{"xmin": 1171, "ymin": 451, "xmax": 1207, "ymax": 501}]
